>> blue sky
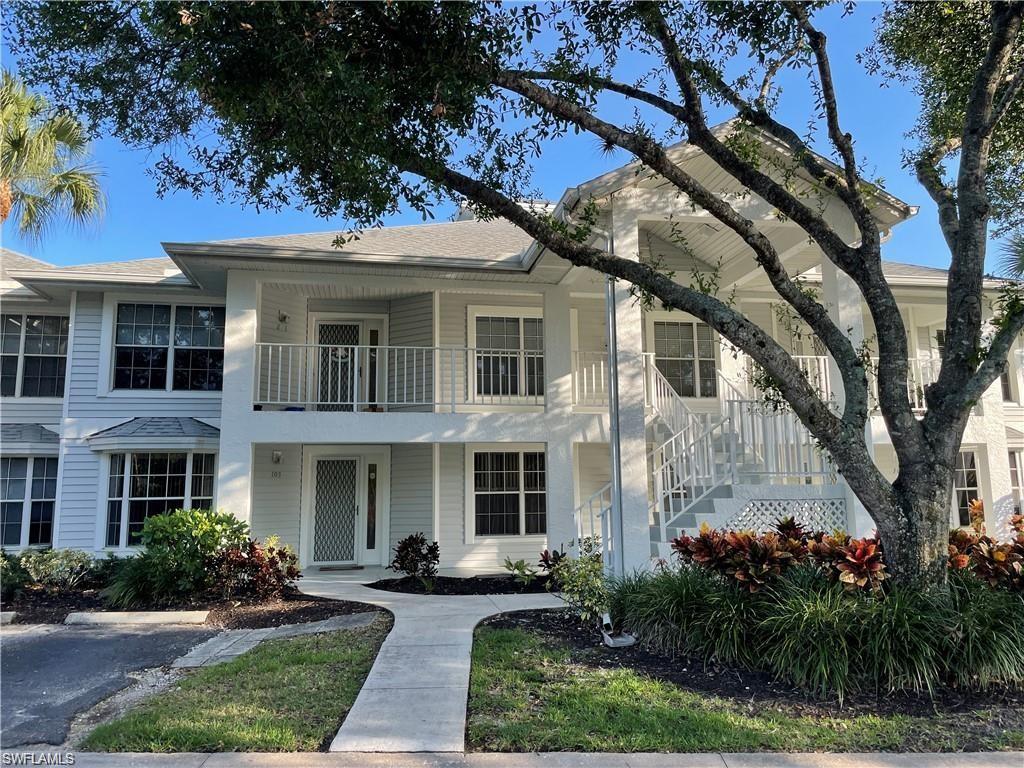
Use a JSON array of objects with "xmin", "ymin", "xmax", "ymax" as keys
[{"xmin": 0, "ymin": 4, "xmax": 993, "ymax": 271}]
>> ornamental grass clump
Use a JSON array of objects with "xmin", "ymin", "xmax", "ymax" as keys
[{"xmin": 615, "ymin": 514, "xmax": 1024, "ymax": 700}]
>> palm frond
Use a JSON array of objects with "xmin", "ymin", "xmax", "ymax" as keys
[{"xmin": 996, "ymin": 232, "xmax": 1024, "ymax": 278}]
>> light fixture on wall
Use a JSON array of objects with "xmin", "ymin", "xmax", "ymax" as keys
[
  {"xmin": 271, "ymin": 450, "xmax": 282, "ymax": 464},
  {"xmin": 277, "ymin": 310, "xmax": 290, "ymax": 331}
]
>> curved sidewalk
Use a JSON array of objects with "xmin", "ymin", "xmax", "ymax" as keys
[{"xmin": 300, "ymin": 571, "xmax": 565, "ymax": 753}]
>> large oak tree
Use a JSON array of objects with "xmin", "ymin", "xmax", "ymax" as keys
[{"xmin": 8, "ymin": 1, "xmax": 1023, "ymax": 585}]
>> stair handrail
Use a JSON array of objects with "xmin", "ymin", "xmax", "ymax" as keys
[
  {"xmin": 649, "ymin": 415, "xmax": 737, "ymax": 542},
  {"xmin": 570, "ymin": 481, "xmax": 613, "ymax": 564},
  {"xmin": 643, "ymin": 353, "xmax": 708, "ymax": 437},
  {"xmin": 724, "ymin": 398, "xmax": 836, "ymax": 482}
]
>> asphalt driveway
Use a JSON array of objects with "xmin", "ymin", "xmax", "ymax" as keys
[{"xmin": 0, "ymin": 623, "xmax": 215, "ymax": 747}]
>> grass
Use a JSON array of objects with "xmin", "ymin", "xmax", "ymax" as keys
[
  {"xmin": 468, "ymin": 624, "xmax": 1024, "ymax": 753},
  {"xmin": 82, "ymin": 614, "xmax": 390, "ymax": 752}
]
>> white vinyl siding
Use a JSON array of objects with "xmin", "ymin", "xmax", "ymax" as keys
[
  {"xmin": 389, "ymin": 443, "xmax": 434, "ymax": 549},
  {"xmin": 251, "ymin": 443, "xmax": 303, "ymax": 552}
]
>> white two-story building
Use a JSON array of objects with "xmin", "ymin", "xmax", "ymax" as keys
[{"xmin": 2, "ymin": 138, "xmax": 1022, "ymax": 572}]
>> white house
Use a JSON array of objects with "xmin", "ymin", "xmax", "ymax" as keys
[{"xmin": 2, "ymin": 137, "xmax": 1022, "ymax": 572}]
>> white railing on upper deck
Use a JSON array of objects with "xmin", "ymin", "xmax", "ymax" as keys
[
  {"xmin": 255, "ymin": 343, "xmax": 544, "ymax": 411},
  {"xmin": 572, "ymin": 350, "xmax": 609, "ymax": 407},
  {"xmin": 869, "ymin": 356, "xmax": 940, "ymax": 412}
]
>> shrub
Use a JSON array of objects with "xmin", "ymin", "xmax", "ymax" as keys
[
  {"xmin": 89, "ymin": 552, "xmax": 128, "ymax": 588},
  {"xmin": 946, "ymin": 569, "xmax": 1024, "ymax": 689},
  {"xmin": 19, "ymin": 549, "xmax": 94, "ymax": 591},
  {"xmin": 538, "ymin": 548, "xmax": 565, "ymax": 573},
  {"xmin": 105, "ymin": 509, "xmax": 252, "ymax": 608},
  {"xmin": 0, "ymin": 551, "xmax": 29, "ymax": 601},
  {"xmin": 212, "ymin": 538, "xmax": 300, "ymax": 599},
  {"xmin": 550, "ymin": 535, "xmax": 607, "ymax": 624},
  {"xmin": 502, "ymin": 557, "xmax": 537, "ymax": 586},
  {"xmin": 389, "ymin": 532, "xmax": 440, "ymax": 587},
  {"xmin": 672, "ymin": 525, "xmax": 804, "ymax": 592}
]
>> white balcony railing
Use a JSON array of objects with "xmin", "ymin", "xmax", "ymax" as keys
[
  {"xmin": 255, "ymin": 343, "xmax": 544, "ymax": 411},
  {"xmin": 572, "ymin": 350, "xmax": 609, "ymax": 407}
]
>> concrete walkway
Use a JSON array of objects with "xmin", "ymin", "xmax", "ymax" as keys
[
  {"xmin": 300, "ymin": 569, "xmax": 565, "ymax": 753},
  {"xmin": 10, "ymin": 750, "xmax": 1023, "ymax": 767}
]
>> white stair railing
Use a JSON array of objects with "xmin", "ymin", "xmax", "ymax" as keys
[
  {"xmin": 725, "ymin": 399, "xmax": 835, "ymax": 482},
  {"xmin": 570, "ymin": 481, "xmax": 613, "ymax": 565}
]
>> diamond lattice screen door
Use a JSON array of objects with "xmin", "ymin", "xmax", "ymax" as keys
[
  {"xmin": 312, "ymin": 458, "xmax": 359, "ymax": 564},
  {"xmin": 318, "ymin": 322, "xmax": 360, "ymax": 411}
]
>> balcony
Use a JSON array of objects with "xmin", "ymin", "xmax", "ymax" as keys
[{"xmin": 254, "ymin": 343, "xmax": 544, "ymax": 411}]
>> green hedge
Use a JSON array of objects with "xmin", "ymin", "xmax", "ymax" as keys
[{"xmin": 610, "ymin": 564, "xmax": 1024, "ymax": 700}]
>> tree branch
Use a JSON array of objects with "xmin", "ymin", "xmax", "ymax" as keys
[
  {"xmin": 494, "ymin": 69, "xmax": 873, "ymax": 428},
  {"xmin": 914, "ymin": 138, "xmax": 962, "ymax": 255},
  {"xmin": 959, "ymin": 304, "xmax": 1024, "ymax": 407},
  {"xmin": 988, "ymin": 61, "xmax": 1024, "ymax": 132}
]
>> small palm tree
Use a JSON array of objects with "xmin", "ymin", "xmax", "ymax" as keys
[
  {"xmin": 0, "ymin": 70, "xmax": 103, "ymax": 239},
  {"xmin": 998, "ymin": 232, "xmax": 1024, "ymax": 279}
]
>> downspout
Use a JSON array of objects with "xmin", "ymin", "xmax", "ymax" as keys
[{"xmin": 591, "ymin": 225, "xmax": 626, "ymax": 580}]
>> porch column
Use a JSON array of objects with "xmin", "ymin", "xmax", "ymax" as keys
[
  {"xmin": 821, "ymin": 260, "xmax": 874, "ymax": 536},
  {"xmin": 978, "ymin": 388, "xmax": 1015, "ymax": 538},
  {"xmin": 544, "ymin": 285, "xmax": 576, "ymax": 552},
  {"xmin": 217, "ymin": 270, "xmax": 259, "ymax": 523},
  {"xmin": 610, "ymin": 202, "xmax": 652, "ymax": 572}
]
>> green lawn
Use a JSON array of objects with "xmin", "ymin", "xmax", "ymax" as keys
[
  {"xmin": 83, "ymin": 614, "xmax": 390, "ymax": 752},
  {"xmin": 468, "ymin": 624, "xmax": 1024, "ymax": 753}
]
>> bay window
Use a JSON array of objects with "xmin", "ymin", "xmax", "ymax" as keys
[
  {"xmin": 472, "ymin": 449, "xmax": 546, "ymax": 536},
  {"xmin": 113, "ymin": 303, "xmax": 224, "ymax": 391},
  {"xmin": 105, "ymin": 451, "xmax": 216, "ymax": 546},
  {"xmin": 1, "ymin": 313, "xmax": 69, "ymax": 397}
]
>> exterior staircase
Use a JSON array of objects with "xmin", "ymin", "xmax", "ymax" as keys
[{"xmin": 571, "ymin": 359, "xmax": 849, "ymax": 564}]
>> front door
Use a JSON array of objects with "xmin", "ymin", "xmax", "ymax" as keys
[
  {"xmin": 317, "ymin": 322, "xmax": 361, "ymax": 411},
  {"xmin": 312, "ymin": 457, "xmax": 360, "ymax": 565}
]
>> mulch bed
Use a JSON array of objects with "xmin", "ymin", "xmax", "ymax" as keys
[
  {"xmin": 2, "ymin": 585, "xmax": 379, "ymax": 629},
  {"xmin": 368, "ymin": 573, "xmax": 551, "ymax": 595},
  {"xmin": 482, "ymin": 608, "xmax": 1024, "ymax": 723}
]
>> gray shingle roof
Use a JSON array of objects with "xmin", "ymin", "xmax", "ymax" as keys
[
  {"xmin": 57, "ymin": 257, "xmax": 180, "ymax": 277},
  {"xmin": 0, "ymin": 423, "xmax": 59, "ymax": 445},
  {"xmin": 87, "ymin": 417, "xmax": 219, "ymax": 441},
  {"xmin": 214, "ymin": 218, "xmax": 535, "ymax": 261},
  {"xmin": 1, "ymin": 248, "xmax": 53, "ymax": 279}
]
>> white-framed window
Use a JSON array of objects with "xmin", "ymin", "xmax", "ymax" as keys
[
  {"xmin": 953, "ymin": 450, "xmax": 980, "ymax": 527},
  {"xmin": 1009, "ymin": 449, "xmax": 1023, "ymax": 515},
  {"xmin": 468, "ymin": 308, "xmax": 544, "ymax": 400},
  {"xmin": 0, "ymin": 456, "xmax": 58, "ymax": 547},
  {"xmin": 1, "ymin": 313, "xmax": 69, "ymax": 398},
  {"xmin": 113, "ymin": 303, "xmax": 225, "ymax": 391},
  {"xmin": 471, "ymin": 449, "xmax": 546, "ymax": 536},
  {"xmin": 652, "ymin": 320, "xmax": 717, "ymax": 397},
  {"xmin": 104, "ymin": 451, "xmax": 216, "ymax": 547}
]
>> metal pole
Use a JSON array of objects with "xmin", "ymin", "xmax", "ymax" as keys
[{"xmin": 604, "ymin": 263, "xmax": 626, "ymax": 580}]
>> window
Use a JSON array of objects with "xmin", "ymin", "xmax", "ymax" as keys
[
  {"xmin": 472, "ymin": 314, "xmax": 544, "ymax": 399},
  {"xmin": 1, "ymin": 314, "xmax": 69, "ymax": 397},
  {"xmin": 105, "ymin": 452, "xmax": 216, "ymax": 546},
  {"xmin": 0, "ymin": 456, "xmax": 58, "ymax": 547},
  {"xmin": 472, "ymin": 450, "xmax": 546, "ymax": 536},
  {"xmin": 1010, "ymin": 450, "xmax": 1023, "ymax": 515},
  {"xmin": 114, "ymin": 303, "xmax": 224, "ymax": 391},
  {"xmin": 1001, "ymin": 370, "xmax": 1015, "ymax": 402},
  {"xmin": 953, "ymin": 451, "xmax": 980, "ymax": 527},
  {"xmin": 653, "ymin": 320, "xmax": 717, "ymax": 397}
]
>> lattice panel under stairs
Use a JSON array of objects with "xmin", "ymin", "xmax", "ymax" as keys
[
  {"xmin": 313, "ymin": 459, "xmax": 358, "ymax": 563},
  {"xmin": 727, "ymin": 497, "xmax": 847, "ymax": 534}
]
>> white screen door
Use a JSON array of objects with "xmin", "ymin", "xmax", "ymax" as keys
[
  {"xmin": 312, "ymin": 458, "xmax": 359, "ymax": 564},
  {"xmin": 317, "ymin": 322, "xmax": 360, "ymax": 411}
]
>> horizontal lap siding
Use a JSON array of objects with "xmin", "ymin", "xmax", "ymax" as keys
[
  {"xmin": 55, "ymin": 439, "xmax": 101, "ymax": 550},
  {"xmin": 388, "ymin": 294, "xmax": 433, "ymax": 411},
  {"xmin": 389, "ymin": 444, "xmax": 433, "ymax": 549},
  {"xmin": 437, "ymin": 444, "xmax": 546, "ymax": 570},
  {"xmin": 258, "ymin": 286, "xmax": 307, "ymax": 403},
  {"xmin": 250, "ymin": 443, "xmax": 302, "ymax": 552},
  {"xmin": 67, "ymin": 292, "xmax": 223, "ymax": 419},
  {"xmin": 573, "ymin": 299, "xmax": 606, "ymax": 353},
  {"xmin": 437, "ymin": 293, "xmax": 544, "ymax": 407}
]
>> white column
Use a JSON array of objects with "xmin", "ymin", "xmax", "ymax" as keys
[
  {"xmin": 978, "ymin": 386, "xmax": 1015, "ymax": 539},
  {"xmin": 610, "ymin": 202, "xmax": 652, "ymax": 571},
  {"xmin": 217, "ymin": 270, "xmax": 259, "ymax": 524},
  {"xmin": 820, "ymin": 260, "xmax": 875, "ymax": 536},
  {"xmin": 544, "ymin": 285, "xmax": 576, "ymax": 552}
]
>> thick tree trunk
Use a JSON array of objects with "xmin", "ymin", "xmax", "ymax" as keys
[{"xmin": 875, "ymin": 476, "xmax": 952, "ymax": 588}]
